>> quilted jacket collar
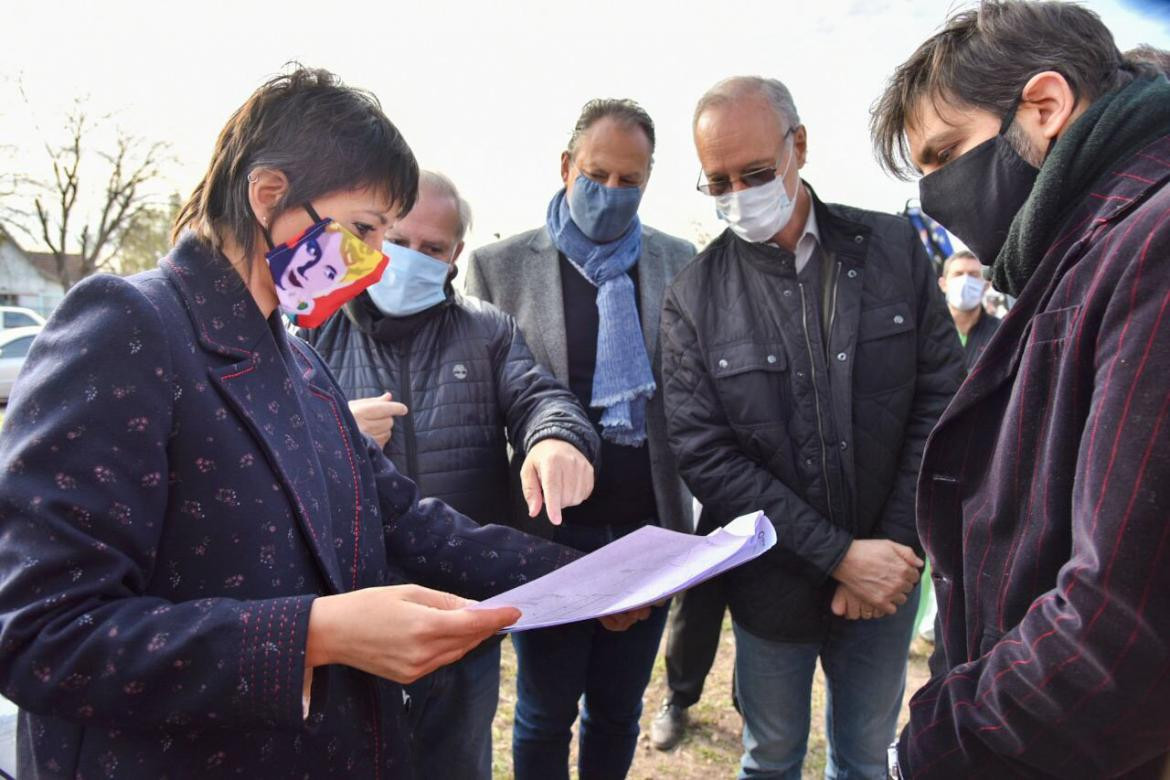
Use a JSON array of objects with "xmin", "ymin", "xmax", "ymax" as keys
[{"xmin": 728, "ymin": 181, "xmax": 872, "ymax": 277}]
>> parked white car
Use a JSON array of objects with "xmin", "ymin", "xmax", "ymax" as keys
[
  {"xmin": 0, "ymin": 306, "xmax": 46, "ymax": 331},
  {"xmin": 0, "ymin": 326, "xmax": 41, "ymax": 403}
]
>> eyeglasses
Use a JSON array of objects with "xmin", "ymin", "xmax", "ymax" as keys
[{"xmin": 696, "ymin": 128, "xmax": 796, "ymax": 197}]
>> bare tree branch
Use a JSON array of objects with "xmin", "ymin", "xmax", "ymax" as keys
[{"xmin": 15, "ymin": 104, "xmax": 168, "ymax": 291}]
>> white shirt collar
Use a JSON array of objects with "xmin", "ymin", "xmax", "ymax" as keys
[
  {"xmin": 767, "ymin": 185, "xmax": 820, "ymax": 274},
  {"xmin": 794, "ymin": 192, "xmax": 820, "ymax": 275}
]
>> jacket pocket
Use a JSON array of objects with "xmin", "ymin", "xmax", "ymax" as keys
[
  {"xmin": 854, "ymin": 301, "xmax": 916, "ymax": 396},
  {"xmin": 708, "ymin": 341, "xmax": 790, "ymax": 428},
  {"xmin": 1010, "ymin": 305, "xmax": 1079, "ymax": 398},
  {"xmin": 1027, "ymin": 304, "xmax": 1080, "ymax": 345}
]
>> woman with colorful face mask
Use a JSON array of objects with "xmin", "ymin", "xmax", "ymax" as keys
[
  {"xmin": 304, "ymin": 170, "xmax": 603, "ymax": 780},
  {"xmin": 267, "ymin": 214, "xmax": 392, "ymax": 327},
  {"xmin": 0, "ymin": 66, "xmax": 597, "ymax": 779}
]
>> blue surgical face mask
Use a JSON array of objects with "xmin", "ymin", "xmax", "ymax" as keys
[
  {"xmin": 567, "ymin": 174, "xmax": 643, "ymax": 243},
  {"xmin": 366, "ymin": 242, "xmax": 452, "ymax": 317}
]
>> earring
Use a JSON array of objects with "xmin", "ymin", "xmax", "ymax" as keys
[{"xmin": 247, "ymin": 173, "xmax": 258, "ymax": 183}]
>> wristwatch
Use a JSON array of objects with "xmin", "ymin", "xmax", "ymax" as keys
[{"xmin": 887, "ymin": 741, "xmax": 903, "ymax": 779}]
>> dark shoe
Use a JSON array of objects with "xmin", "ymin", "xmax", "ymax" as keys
[{"xmin": 649, "ymin": 701, "xmax": 688, "ymax": 750}]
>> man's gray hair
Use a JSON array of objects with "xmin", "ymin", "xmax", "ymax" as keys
[
  {"xmin": 693, "ymin": 76, "xmax": 801, "ymax": 132},
  {"xmin": 419, "ymin": 170, "xmax": 473, "ymax": 241}
]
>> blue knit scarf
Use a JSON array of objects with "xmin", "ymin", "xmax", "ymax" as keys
[{"xmin": 546, "ymin": 188, "xmax": 655, "ymax": 446}]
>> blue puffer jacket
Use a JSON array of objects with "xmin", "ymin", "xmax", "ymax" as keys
[{"xmin": 302, "ymin": 290, "xmax": 599, "ymax": 530}]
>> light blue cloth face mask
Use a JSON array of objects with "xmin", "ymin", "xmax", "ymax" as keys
[
  {"xmin": 366, "ymin": 242, "xmax": 452, "ymax": 317},
  {"xmin": 567, "ymin": 174, "xmax": 643, "ymax": 243}
]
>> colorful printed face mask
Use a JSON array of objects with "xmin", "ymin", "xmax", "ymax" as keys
[{"xmin": 264, "ymin": 204, "xmax": 389, "ymax": 328}]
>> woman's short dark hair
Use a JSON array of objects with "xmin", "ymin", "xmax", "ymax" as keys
[
  {"xmin": 173, "ymin": 65, "xmax": 418, "ymax": 260},
  {"xmin": 870, "ymin": 1, "xmax": 1153, "ymax": 179},
  {"xmin": 566, "ymin": 98, "xmax": 656, "ymax": 160}
]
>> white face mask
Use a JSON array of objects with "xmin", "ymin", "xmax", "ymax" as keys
[
  {"xmin": 945, "ymin": 274, "xmax": 987, "ymax": 312},
  {"xmin": 714, "ymin": 138, "xmax": 799, "ymax": 243}
]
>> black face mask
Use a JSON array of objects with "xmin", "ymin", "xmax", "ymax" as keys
[{"xmin": 918, "ymin": 108, "xmax": 1041, "ymax": 265}]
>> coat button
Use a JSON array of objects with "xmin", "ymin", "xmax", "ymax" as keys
[
  {"xmin": 854, "ymin": 235, "xmax": 864, "ymax": 244},
  {"xmin": 783, "ymin": 289, "xmax": 793, "ymax": 297},
  {"xmin": 847, "ymin": 269, "xmax": 858, "ymax": 279},
  {"xmin": 893, "ymin": 315, "xmax": 904, "ymax": 325},
  {"xmin": 796, "ymin": 370, "xmax": 805, "ymax": 378},
  {"xmin": 840, "ymin": 440, "xmax": 848, "ymax": 450},
  {"xmin": 836, "ymin": 352, "xmax": 847, "ymax": 362},
  {"xmin": 766, "ymin": 354, "xmax": 777, "ymax": 364},
  {"xmin": 805, "ymin": 457, "xmax": 815, "ymax": 466},
  {"xmin": 718, "ymin": 359, "xmax": 729, "ymax": 369}
]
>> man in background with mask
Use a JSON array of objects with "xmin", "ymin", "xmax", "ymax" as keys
[
  {"xmin": 302, "ymin": 170, "xmax": 600, "ymax": 780},
  {"xmin": 938, "ymin": 250, "xmax": 1000, "ymax": 373},
  {"xmin": 871, "ymin": 2, "xmax": 1170, "ymax": 776},
  {"xmin": 465, "ymin": 98, "xmax": 694, "ymax": 780},
  {"xmin": 661, "ymin": 76, "xmax": 962, "ymax": 779}
]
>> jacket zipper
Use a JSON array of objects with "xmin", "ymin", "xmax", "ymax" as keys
[
  {"xmin": 799, "ymin": 283, "xmax": 834, "ymax": 521},
  {"xmin": 828, "ymin": 260, "xmax": 845, "ymax": 525},
  {"xmin": 828, "ymin": 260, "xmax": 842, "ymax": 345},
  {"xmin": 395, "ymin": 338, "xmax": 419, "ymax": 482}
]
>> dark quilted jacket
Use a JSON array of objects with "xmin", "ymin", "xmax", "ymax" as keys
[
  {"xmin": 301, "ymin": 291, "xmax": 599, "ymax": 526},
  {"xmin": 662, "ymin": 186, "xmax": 963, "ymax": 641}
]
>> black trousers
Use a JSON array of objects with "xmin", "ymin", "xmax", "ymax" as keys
[{"xmin": 663, "ymin": 574, "xmax": 728, "ymax": 708}]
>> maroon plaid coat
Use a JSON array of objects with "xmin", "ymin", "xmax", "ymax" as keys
[{"xmin": 901, "ymin": 134, "xmax": 1170, "ymax": 778}]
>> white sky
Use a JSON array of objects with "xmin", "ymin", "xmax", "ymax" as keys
[{"xmin": 2, "ymin": 0, "xmax": 1168, "ymax": 253}]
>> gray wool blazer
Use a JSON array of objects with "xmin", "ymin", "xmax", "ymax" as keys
[{"xmin": 465, "ymin": 224, "xmax": 696, "ymax": 535}]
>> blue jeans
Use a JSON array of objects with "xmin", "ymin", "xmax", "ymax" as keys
[
  {"xmin": 511, "ymin": 522, "xmax": 670, "ymax": 780},
  {"xmin": 405, "ymin": 640, "xmax": 501, "ymax": 780},
  {"xmin": 733, "ymin": 585, "xmax": 920, "ymax": 780}
]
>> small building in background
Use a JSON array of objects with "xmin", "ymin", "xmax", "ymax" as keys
[{"xmin": 0, "ymin": 226, "xmax": 76, "ymax": 317}]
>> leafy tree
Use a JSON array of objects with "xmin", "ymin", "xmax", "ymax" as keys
[{"xmin": 117, "ymin": 193, "xmax": 182, "ymax": 275}]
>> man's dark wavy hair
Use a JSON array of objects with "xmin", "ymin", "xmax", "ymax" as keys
[{"xmin": 870, "ymin": 1, "xmax": 1155, "ymax": 179}]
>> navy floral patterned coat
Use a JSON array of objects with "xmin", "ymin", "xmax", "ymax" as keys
[{"xmin": 0, "ymin": 235, "xmax": 576, "ymax": 779}]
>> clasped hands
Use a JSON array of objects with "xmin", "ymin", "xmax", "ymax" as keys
[{"xmin": 830, "ymin": 538, "xmax": 923, "ymax": 621}]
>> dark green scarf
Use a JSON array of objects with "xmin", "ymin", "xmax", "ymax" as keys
[{"xmin": 993, "ymin": 74, "xmax": 1170, "ymax": 297}]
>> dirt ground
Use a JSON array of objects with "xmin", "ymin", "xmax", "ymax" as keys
[{"xmin": 491, "ymin": 617, "xmax": 932, "ymax": 779}]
